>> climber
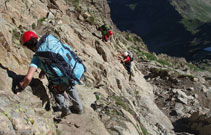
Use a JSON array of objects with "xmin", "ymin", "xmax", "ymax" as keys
[
  {"xmin": 98, "ymin": 24, "xmax": 113, "ymax": 44},
  {"xmin": 19, "ymin": 31, "xmax": 84, "ymax": 117},
  {"xmin": 117, "ymin": 51, "xmax": 134, "ymax": 80}
]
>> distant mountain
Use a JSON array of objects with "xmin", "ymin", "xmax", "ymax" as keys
[{"xmin": 108, "ymin": 0, "xmax": 211, "ymax": 61}]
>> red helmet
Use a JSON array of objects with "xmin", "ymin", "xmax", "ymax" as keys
[
  {"xmin": 108, "ymin": 30, "xmax": 113, "ymax": 36},
  {"xmin": 21, "ymin": 31, "xmax": 38, "ymax": 45}
]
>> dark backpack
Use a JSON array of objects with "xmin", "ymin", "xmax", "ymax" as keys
[
  {"xmin": 103, "ymin": 24, "xmax": 111, "ymax": 31},
  {"xmin": 100, "ymin": 24, "xmax": 111, "ymax": 35},
  {"xmin": 36, "ymin": 34, "xmax": 86, "ymax": 85}
]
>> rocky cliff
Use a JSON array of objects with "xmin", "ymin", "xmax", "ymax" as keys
[{"xmin": 0, "ymin": 0, "xmax": 210, "ymax": 135}]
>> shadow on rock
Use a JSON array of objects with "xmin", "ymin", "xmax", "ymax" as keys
[
  {"xmin": 0, "ymin": 63, "xmax": 24, "ymax": 93},
  {"xmin": 0, "ymin": 63, "xmax": 50, "ymax": 111},
  {"xmin": 173, "ymin": 117, "xmax": 198, "ymax": 135},
  {"xmin": 30, "ymin": 78, "xmax": 51, "ymax": 111}
]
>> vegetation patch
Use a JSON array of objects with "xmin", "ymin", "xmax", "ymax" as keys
[
  {"xmin": 4, "ymin": 111, "xmax": 11, "ymax": 119},
  {"xmin": 114, "ymin": 96, "xmax": 127, "ymax": 109},
  {"xmin": 95, "ymin": 95, "xmax": 100, "ymax": 100},
  {"xmin": 157, "ymin": 59, "xmax": 172, "ymax": 67},
  {"xmin": 125, "ymin": 33, "xmax": 133, "ymax": 41},
  {"xmin": 178, "ymin": 74, "xmax": 195, "ymax": 80},
  {"xmin": 56, "ymin": 129, "xmax": 61, "ymax": 135},
  {"xmin": 37, "ymin": 17, "xmax": 46, "ymax": 27},
  {"xmin": 32, "ymin": 23, "xmax": 36, "ymax": 29},
  {"xmin": 130, "ymin": 45, "xmax": 173, "ymax": 67},
  {"xmin": 133, "ymin": 35, "xmax": 142, "ymax": 42},
  {"xmin": 181, "ymin": 19, "xmax": 201, "ymax": 34},
  {"xmin": 29, "ymin": 117, "xmax": 34, "ymax": 125},
  {"xmin": 73, "ymin": 0, "xmax": 79, "ymax": 7},
  {"xmin": 186, "ymin": 63, "xmax": 200, "ymax": 71},
  {"xmin": 87, "ymin": 16, "xmax": 95, "ymax": 25},
  {"xmin": 141, "ymin": 125, "xmax": 148, "ymax": 135},
  {"xmin": 113, "ymin": 96, "xmax": 135, "ymax": 116}
]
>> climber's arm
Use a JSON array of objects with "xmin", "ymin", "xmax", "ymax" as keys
[{"xmin": 19, "ymin": 66, "xmax": 37, "ymax": 89}]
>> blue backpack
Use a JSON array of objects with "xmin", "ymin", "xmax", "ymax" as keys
[{"xmin": 36, "ymin": 34, "xmax": 86, "ymax": 85}]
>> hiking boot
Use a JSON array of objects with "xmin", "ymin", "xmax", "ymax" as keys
[
  {"xmin": 61, "ymin": 107, "xmax": 71, "ymax": 118},
  {"xmin": 69, "ymin": 106, "xmax": 83, "ymax": 114}
]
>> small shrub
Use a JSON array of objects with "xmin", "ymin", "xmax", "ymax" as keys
[
  {"xmin": 114, "ymin": 96, "xmax": 127, "ymax": 109},
  {"xmin": 186, "ymin": 63, "xmax": 200, "ymax": 71},
  {"xmin": 32, "ymin": 23, "xmax": 36, "ymax": 29},
  {"xmin": 125, "ymin": 33, "xmax": 133, "ymax": 41},
  {"xmin": 72, "ymin": 0, "xmax": 79, "ymax": 8},
  {"xmin": 95, "ymin": 95, "xmax": 100, "ymax": 100},
  {"xmin": 133, "ymin": 36, "xmax": 142, "ymax": 42},
  {"xmin": 29, "ymin": 117, "xmax": 34, "ymax": 125},
  {"xmin": 87, "ymin": 16, "xmax": 95, "ymax": 25},
  {"xmin": 135, "ymin": 90, "xmax": 139, "ymax": 95},
  {"xmin": 4, "ymin": 111, "xmax": 11, "ymax": 119},
  {"xmin": 37, "ymin": 17, "xmax": 46, "ymax": 26}
]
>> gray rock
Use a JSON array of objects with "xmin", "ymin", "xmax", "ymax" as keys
[{"xmin": 175, "ymin": 103, "xmax": 184, "ymax": 116}]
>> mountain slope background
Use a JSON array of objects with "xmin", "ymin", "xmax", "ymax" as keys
[
  {"xmin": 108, "ymin": 0, "xmax": 211, "ymax": 67},
  {"xmin": 0, "ymin": 0, "xmax": 211, "ymax": 135}
]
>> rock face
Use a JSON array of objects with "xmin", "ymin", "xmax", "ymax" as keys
[{"xmin": 0, "ymin": 0, "xmax": 210, "ymax": 135}]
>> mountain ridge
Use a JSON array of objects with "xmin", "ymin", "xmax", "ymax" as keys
[{"xmin": 108, "ymin": 0, "xmax": 211, "ymax": 68}]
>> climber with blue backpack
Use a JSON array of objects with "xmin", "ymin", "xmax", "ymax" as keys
[{"xmin": 19, "ymin": 31, "xmax": 86, "ymax": 117}]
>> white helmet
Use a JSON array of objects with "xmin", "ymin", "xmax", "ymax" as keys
[{"xmin": 124, "ymin": 51, "xmax": 129, "ymax": 57}]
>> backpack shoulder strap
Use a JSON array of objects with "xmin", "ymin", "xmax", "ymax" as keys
[{"xmin": 36, "ymin": 34, "xmax": 49, "ymax": 49}]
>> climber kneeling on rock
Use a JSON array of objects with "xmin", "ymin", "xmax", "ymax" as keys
[
  {"xmin": 19, "ymin": 31, "xmax": 86, "ymax": 117},
  {"xmin": 117, "ymin": 51, "xmax": 134, "ymax": 80}
]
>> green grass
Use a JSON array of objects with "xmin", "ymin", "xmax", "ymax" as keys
[
  {"xmin": 186, "ymin": 0, "xmax": 211, "ymax": 21},
  {"xmin": 172, "ymin": 0, "xmax": 211, "ymax": 34},
  {"xmin": 29, "ymin": 117, "xmax": 34, "ymax": 125},
  {"xmin": 95, "ymin": 95, "xmax": 100, "ymax": 100},
  {"xmin": 141, "ymin": 126, "xmax": 148, "ymax": 135},
  {"xmin": 72, "ymin": 0, "xmax": 79, "ymax": 8},
  {"xmin": 37, "ymin": 17, "xmax": 46, "ymax": 25},
  {"xmin": 114, "ymin": 96, "xmax": 127, "ymax": 109},
  {"xmin": 130, "ymin": 45, "xmax": 173, "ymax": 67},
  {"xmin": 113, "ymin": 96, "xmax": 135, "ymax": 116},
  {"xmin": 186, "ymin": 63, "xmax": 200, "ymax": 71},
  {"xmin": 181, "ymin": 19, "xmax": 202, "ymax": 34},
  {"xmin": 157, "ymin": 59, "xmax": 172, "ymax": 67},
  {"xmin": 125, "ymin": 33, "xmax": 133, "ymax": 41}
]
